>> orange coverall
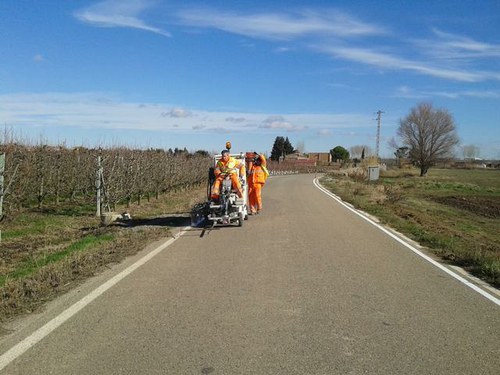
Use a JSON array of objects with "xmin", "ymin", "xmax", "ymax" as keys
[
  {"xmin": 247, "ymin": 153, "xmax": 267, "ymax": 214},
  {"xmin": 211, "ymin": 153, "xmax": 245, "ymax": 200}
]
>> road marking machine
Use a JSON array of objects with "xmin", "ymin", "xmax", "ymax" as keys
[{"xmin": 206, "ymin": 144, "xmax": 249, "ymax": 227}]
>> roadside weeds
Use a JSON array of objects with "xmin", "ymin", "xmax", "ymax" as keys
[
  {"xmin": 0, "ymin": 186, "xmax": 207, "ymax": 325},
  {"xmin": 320, "ymin": 168, "xmax": 500, "ymax": 289}
]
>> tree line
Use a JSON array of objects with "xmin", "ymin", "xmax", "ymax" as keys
[{"xmin": 269, "ymin": 102, "xmax": 461, "ymax": 177}]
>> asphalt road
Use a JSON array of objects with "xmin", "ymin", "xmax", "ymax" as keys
[{"xmin": 0, "ymin": 174, "xmax": 499, "ymax": 374}]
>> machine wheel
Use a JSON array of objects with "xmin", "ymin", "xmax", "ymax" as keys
[
  {"xmin": 244, "ymin": 205, "xmax": 249, "ymax": 220},
  {"xmin": 237, "ymin": 213, "xmax": 244, "ymax": 227}
]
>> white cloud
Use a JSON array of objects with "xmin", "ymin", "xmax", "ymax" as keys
[
  {"xmin": 75, "ymin": 0, "xmax": 171, "ymax": 37},
  {"xmin": 392, "ymin": 86, "xmax": 427, "ymax": 99},
  {"xmin": 163, "ymin": 108, "xmax": 192, "ymax": 118},
  {"xmin": 461, "ymin": 90, "xmax": 500, "ymax": 99},
  {"xmin": 177, "ymin": 8, "xmax": 386, "ymax": 40},
  {"xmin": 74, "ymin": 3, "xmax": 499, "ymax": 84},
  {"xmin": 258, "ymin": 115, "xmax": 305, "ymax": 132},
  {"xmin": 34, "ymin": 54, "xmax": 45, "ymax": 63},
  {"xmin": 317, "ymin": 44, "xmax": 495, "ymax": 82},
  {"xmin": 0, "ymin": 92, "xmax": 372, "ymax": 135},
  {"xmin": 225, "ymin": 116, "xmax": 246, "ymax": 123},
  {"xmin": 275, "ymin": 46, "xmax": 293, "ymax": 53},
  {"xmin": 392, "ymin": 86, "xmax": 500, "ymax": 100},
  {"xmin": 317, "ymin": 129, "xmax": 332, "ymax": 136},
  {"xmin": 422, "ymin": 29, "xmax": 500, "ymax": 60},
  {"xmin": 430, "ymin": 90, "xmax": 500, "ymax": 99}
]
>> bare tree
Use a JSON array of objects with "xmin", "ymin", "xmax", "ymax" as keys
[
  {"xmin": 295, "ymin": 140, "xmax": 305, "ymax": 154},
  {"xmin": 349, "ymin": 145, "xmax": 372, "ymax": 159},
  {"xmin": 462, "ymin": 144, "xmax": 480, "ymax": 160},
  {"xmin": 397, "ymin": 102, "xmax": 459, "ymax": 176}
]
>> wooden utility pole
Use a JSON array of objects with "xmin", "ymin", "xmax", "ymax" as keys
[{"xmin": 376, "ymin": 110, "xmax": 384, "ymax": 160}]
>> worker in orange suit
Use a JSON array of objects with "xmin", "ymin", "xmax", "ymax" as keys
[
  {"xmin": 211, "ymin": 149, "xmax": 245, "ymax": 201},
  {"xmin": 247, "ymin": 152, "xmax": 268, "ymax": 215}
]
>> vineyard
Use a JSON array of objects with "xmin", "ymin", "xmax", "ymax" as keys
[{"xmin": 0, "ymin": 142, "xmax": 211, "ymax": 219}]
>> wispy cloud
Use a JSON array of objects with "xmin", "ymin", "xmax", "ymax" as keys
[
  {"xmin": 0, "ymin": 92, "xmax": 372, "ymax": 134},
  {"xmin": 259, "ymin": 115, "xmax": 294, "ymax": 130},
  {"xmin": 392, "ymin": 86, "xmax": 427, "ymax": 99},
  {"xmin": 258, "ymin": 115, "xmax": 311, "ymax": 132},
  {"xmin": 316, "ymin": 44, "xmax": 496, "ymax": 82},
  {"xmin": 459, "ymin": 90, "xmax": 500, "ymax": 99},
  {"xmin": 176, "ymin": 6, "xmax": 499, "ymax": 83},
  {"xmin": 162, "ymin": 108, "xmax": 192, "ymax": 118},
  {"xmin": 317, "ymin": 129, "xmax": 332, "ymax": 136},
  {"xmin": 176, "ymin": 8, "xmax": 386, "ymax": 40},
  {"xmin": 226, "ymin": 117, "xmax": 246, "ymax": 123},
  {"xmin": 74, "ymin": 3, "xmax": 498, "ymax": 84},
  {"xmin": 75, "ymin": 0, "xmax": 171, "ymax": 37},
  {"xmin": 392, "ymin": 86, "xmax": 500, "ymax": 99},
  {"xmin": 33, "ymin": 54, "xmax": 45, "ymax": 63},
  {"xmin": 429, "ymin": 90, "xmax": 500, "ymax": 99},
  {"xmin": 415, "ymin": 29, "xmax": 500, "ymax": 61}
]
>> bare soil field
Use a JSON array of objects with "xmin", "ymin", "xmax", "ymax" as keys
[{"xmin": 433, "ymin": 195, "xmax": 500, "ymax": 219}]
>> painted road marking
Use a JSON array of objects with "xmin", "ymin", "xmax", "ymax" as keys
[
  {"xmin": 314, "ymin": 178, "xmax": 500, "ymax": 307},
  {"xmin": 0, "ymin": 228, "xmax": 190, "ymax": 371}
]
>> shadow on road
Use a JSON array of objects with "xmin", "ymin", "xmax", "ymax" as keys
[{"xmin": 128, "ymin": 215, "xmax": 192, "ymax": 228}]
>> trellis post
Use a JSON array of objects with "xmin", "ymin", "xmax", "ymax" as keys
[{"xmin": 0, "ymin": 153, "xmax": 5, "ymax": 242}]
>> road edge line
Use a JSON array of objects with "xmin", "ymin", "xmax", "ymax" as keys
[
  {"xmin": 0, "ymin": 227, "xmax": 190, "ymax": 371},
  {"xmin": 313, "ymin": 178, "xmax": 500, "ymax": 307}
]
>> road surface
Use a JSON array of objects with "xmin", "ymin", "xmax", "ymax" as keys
[{"xmin": 0, "ymin": 173, "xmax": 499, "ymax": 374}]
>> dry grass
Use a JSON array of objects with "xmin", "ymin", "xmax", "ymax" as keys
[
  {"xmin": 0, "ymin": 184, "xmax": 208, "ymax": 324},
  {"xmin": 320, "ymin": 167, "xmax": 500, "ymax": 287}
]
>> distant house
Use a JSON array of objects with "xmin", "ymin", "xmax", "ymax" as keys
[
  {"xmin": 284, "ymin": 152, "xmax": 309, "ymax": 161},
  {"xmin": 307, "ymin": 152, "xmax": 332, "ymax": 164},
  {"xmin": 281, "ymin": 152, "xmax": 316, "ymax": 167}
]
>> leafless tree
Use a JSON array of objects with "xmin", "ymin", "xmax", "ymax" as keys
[
  {"xmin": 349, "ymin": 145, "xmax": 372, "ymax": 159},
  {"xmin": 462, "ymin": 144, "xmax": 480, "ymax": 160},
  {"xmin": 0, "ymin": 138, "xmax": 209, "ymax": 217},
  {"xmin": 295, "ymin": 140, "xmax": 305, "ymax": 154},
  {"xmin": 397, "ymin": 102, "xmax": 459, "ymax": 176}
]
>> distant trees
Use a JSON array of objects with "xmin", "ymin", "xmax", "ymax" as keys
[
  {"xmin": 397, "ymin": 102, "xmax": 459, "ymax": 176},
  {"xmin": 330, "ymin": 146, "xmax": 350, "ymax": 162},
  {"xmin": 270, "ymin": 136, "xmax": 294, "ymax": 161}
]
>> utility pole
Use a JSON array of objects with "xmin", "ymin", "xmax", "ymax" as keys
[{"xmin": 375, "ymin": 110, "xmax": 384, "ymax": 161}]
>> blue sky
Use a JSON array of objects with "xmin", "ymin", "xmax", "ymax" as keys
[{"xmin": 1, "ymin": 0, "xmax": 499, "ymax": 158}]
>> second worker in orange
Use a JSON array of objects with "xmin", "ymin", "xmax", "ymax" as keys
[{"xmin": 246, "ymin": 152, "xmax": 268, "ymax": 215}]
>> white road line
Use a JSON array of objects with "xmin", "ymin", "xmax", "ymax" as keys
[
  {"xmin": 313, "ymin": 178, "xmax": 500, "ymax": 307},
  {"xmin": 0, "ymin": 228, "xmax": 190, "ymax": 371}
]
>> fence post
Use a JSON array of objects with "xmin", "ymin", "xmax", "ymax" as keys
[
  {"xmin": 96, "ymin": 154, "xmax": 102, "ymax": 217},
  {"xmin": 0, "ymin": 153, "xmax": 5, "ymax": 242}
]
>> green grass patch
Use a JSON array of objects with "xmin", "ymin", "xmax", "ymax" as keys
[
  {"xmin": 0, "ymin": 234, "xmax": 114, "ymax": 286},
  {"xmin": 1, "ymin": 213, "xmax": 70, "ymax": 240}
]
